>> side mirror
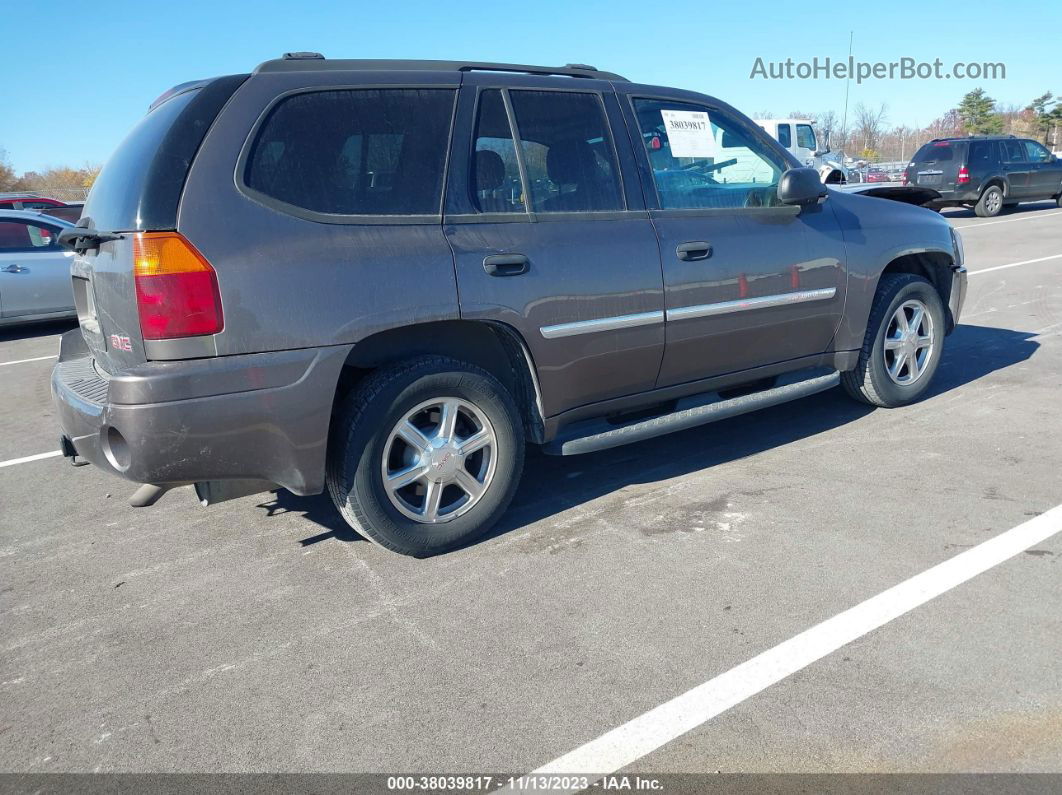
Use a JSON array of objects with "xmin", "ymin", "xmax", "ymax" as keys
[
  {"xmin": 816, "ymin": 131, "xmax": 831, "ymax": 156},
  {"xmin": 778, "ymin": 167, "xmax": 828, "ymax": 206}
]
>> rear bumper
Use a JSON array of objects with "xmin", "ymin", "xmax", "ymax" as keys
[{"xmin": 51, "ymin": 330, "xmax": 351, "ymax": 495}]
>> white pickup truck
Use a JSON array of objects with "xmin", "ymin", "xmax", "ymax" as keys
[{"xmin": 755, "ymin": 118, "xmax": 849, "ymax": 185}]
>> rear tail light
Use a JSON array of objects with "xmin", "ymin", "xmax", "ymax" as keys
[
  {"xmin": 901, "ymin": 171, "xmax": 908, "ymax": 185},
  {"xmin": 956, "ymin": 166, "xmax": 970, "ymax": 184},
  {"xmin": 133, "ymin": 232, "xmax": 223, "ymax": 340}
]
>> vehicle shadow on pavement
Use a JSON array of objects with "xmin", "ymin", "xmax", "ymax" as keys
[
  {"xmin": 942, "ymin": 200, "xmax": 1058, "ymax": 220},
  {"xmin": 0, "ymin": 319, "xmax": 77, "ymax": 343},
  {"xmin": 268, "ymin": 324, "xmax": 1040, "ymax": 550}
]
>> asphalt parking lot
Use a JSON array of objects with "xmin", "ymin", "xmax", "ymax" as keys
[{"xmin": 2, "ymin": 202, "xmax": 1061, "ymax": 779}]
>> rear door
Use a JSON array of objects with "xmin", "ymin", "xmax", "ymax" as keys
[
  {"xmin": 1000, "ymin": 139, "xmax": 1032, "ymax": 197},
  {"xmin": 620, "ymin": 89, "xmax": 847, "ymax": 387},
  {"xmin": 0, "ymin": 218, "xmax": 74, "ymax": 317},
  {"xmin": 444, "ymin": 74, "xmax": 665, "ymax": 418}
]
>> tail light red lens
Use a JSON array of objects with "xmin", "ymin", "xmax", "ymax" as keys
[
  {"xmin": 957, "ymin": 166, "xmax": 970, "ymax": 184},
  {"xmin": 133, "ymin": 232, "xmax": 223, "ymax": 340},
  {"xmin": 901, "ymin": 171, "xmax": 908, "ymax": 185}
]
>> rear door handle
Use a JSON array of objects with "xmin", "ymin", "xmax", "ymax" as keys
[
  {"xmin": 2, "ymin": 264, "xmax": 26, "ymax": 274},
  {"xmin": 483, "ymin": 253, "xmax": 529, "ymax": 276},
  {"xmin": 676, "ymin": 242, "xmax": 712, "ymax": 261}
]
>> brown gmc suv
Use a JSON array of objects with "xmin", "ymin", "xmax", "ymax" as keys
[{"xmin": 53, "ymin": 55, "xmax": 967, "ymax": 556}]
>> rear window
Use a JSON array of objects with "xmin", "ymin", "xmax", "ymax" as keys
[
  {"xmin": 82, "ymin": 89, "xmax": 199, "ymax": 231},
  {"xmin": 913, "ymin": 143, "xmax": 955, "ymax": 162},
  {"xmin": 83, "ymin": 75, "xmax": 247, "ymax": 232},
  {"xmin": 243, "ymin": 89, "xmax": 456, "ymax": 216}
]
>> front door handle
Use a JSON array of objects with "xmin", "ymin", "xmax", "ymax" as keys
[
  {"xmin": 676, "ymin": 242, "xmax": 712, "ymax": 261},
  {"xmin": 483, "ymin": 253, "xmax": 529, "ymax": 276},
  {"xmin": 2, "ymin": 264, "xmax": 26, "ymax": 274}
]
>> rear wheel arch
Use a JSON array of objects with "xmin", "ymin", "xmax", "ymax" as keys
[{"xmin": 334, "ymin": 320, "xmax": 545, "ymax": 444}]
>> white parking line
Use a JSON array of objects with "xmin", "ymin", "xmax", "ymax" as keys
[
  {"xmin": 0, "ymin": 450, "xmax": 62, "ymax": 469},
  {"xmin": 0, "ymin": 354, "xmax": 58, "ymax": 367},
  {"xmin": 511, "ymin": 504, "xmax": 1062, "ymax": 790},
  {"xmin": 968, "ymin": 253, "xmax": 1062, "ymax": 276},
  {"xmin": 952, "ymin": 210, "xmax": 1062, "ymax": 230}
]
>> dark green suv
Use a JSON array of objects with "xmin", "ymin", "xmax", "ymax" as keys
[{"xmin": 904, "ymin": 135, "xmax": 1062, "ymax": 217}]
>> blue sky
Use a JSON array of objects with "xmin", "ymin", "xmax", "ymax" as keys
[{"xmin": 3, "ymin": 0, "xmax": 1057, "ymax": 173}]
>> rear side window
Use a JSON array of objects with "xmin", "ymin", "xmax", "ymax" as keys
[
  {"xmin": 244, "ymin": 89, "xmax": 456, "ymax": 216},
  {"xmin": 912, "ymin": 143, "xmax": 954, "ymax": 162},
  {"xmin": 776, "ymin": 124, "xmax": 791, "ymax": 148},
  {"xmin": 507, "ymin": 90, "xmax": 624, "ymax": 213},
  {"xmin": 968, "ymin": 140, "xmax": 998, "ymax": 166}
]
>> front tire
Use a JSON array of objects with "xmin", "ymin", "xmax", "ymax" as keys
[
  {"xmin": 841, "ymin": 274, "xmax": 946, "ymax": 408},
  {"xmin": 327, "ymin": 356, "xmax": 525, "ymax": 557},
  {"xmin": 974, "ymin": 185, "xmax": 1004, "ymax": 217}
]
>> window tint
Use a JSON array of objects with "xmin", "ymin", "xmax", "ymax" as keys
[
  {"xmin": 0, "ymin": 221, "xmax": 58, "ymax": 252},
  {"xmin": 1024, "ymin": 140, "xmax": 1051, "ymax": 163},
  {"xmin": 796, "ymin": 124, "xmax": 817, "ymax": 150},
  {"xmin": 1001, "ymin": 140, "xmax": 1026, "ymax": 163},
  {"xmin": 776, "ymin": 124, "xmax": 791, "ymax": 148},
  {"xmin": 968, "ymin": 140, "xmax": 997, "ymax": 166},
  {"xmin": 912, "ymin": 143, "xmax": 954, "ymax": 162},
  {"xmin": 471, "ymin": 90, "xmax": 524, "ymax": 213},
  {"xmin": 635, "ymin": 99, "xmax": 784, "ymax": 210},
  {"xmin": 245, "ymin": 89, "xmax": 455, "ymax": 216},
  {"xmin": 507, "ymin": 90, "xmax": 623, "ymax": 213}
]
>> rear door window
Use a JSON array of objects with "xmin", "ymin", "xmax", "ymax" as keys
[
  {"xmin": 470, "ymin": 90, "xmax": 524, "ymax": 213},
  {"xmin": 506, "ymin": 90, "xmax": 624, "ymax": 213},
  {"xmin": 776, "ymin": 124, "xmax": 791, "ymax": 148},
  {"xmin": 1001, "ymin": 140, "xmax": 1027, "ymax": 163},
  {"xmin": 244, "ymin": 89, "xmax": 456, "ymax": 216}
]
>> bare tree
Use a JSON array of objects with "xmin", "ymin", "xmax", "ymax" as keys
[{"xmin": 853, "ymin": 102, "xmax": 889, "ymax": 154}]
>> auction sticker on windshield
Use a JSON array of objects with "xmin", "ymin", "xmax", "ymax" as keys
[{"xmin": 660, "ymin": 109, "xmax": 716, "ymax": 158}]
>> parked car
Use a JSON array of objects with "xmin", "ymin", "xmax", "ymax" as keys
[
  {"xmin": 864, "ymin": 168, "xmax": 892, "ymax": 183},
  {"xmin": 0, "ymin": 209, "xmax": 76, "ymax": 326},
  {"xmin": 0, "ymin": 194, "xmax": 69, "ymax": 210},
  {"xmin": 904, "ymin": 136, "xmax": 1062, "ymax": 217},
  {"xmin": 53, "ymin": 55, "xmax": 967, "ymax": 556},
  {"xmin": 40, "ymin": 202, "xmax": 84, "ymax": 224}
]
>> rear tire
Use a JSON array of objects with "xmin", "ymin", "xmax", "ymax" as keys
[
  {"xmin": 841, "ymin": 274, "xmax": 946, "ymax": 408},
  {"xmin": 974, "ymin": 185, "xmax": 1004, "ymax": 217},
  {"xmin": 326, "ymin": 356, "xmax": 525, "ymax": 557}
]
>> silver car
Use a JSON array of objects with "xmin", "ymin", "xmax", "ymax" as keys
[{"xmin": 0, "ymin": 209, "xmax": 76, "ymax": 326}]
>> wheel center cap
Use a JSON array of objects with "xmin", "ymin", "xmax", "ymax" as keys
[{"xmin": 427, "ymin": 439, "xmax": 460, "ymax": 481}]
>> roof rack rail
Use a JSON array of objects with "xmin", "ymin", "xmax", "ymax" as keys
[{"xmin": 254, "ymin": 56, "xmax": 628, "ymax": 81}]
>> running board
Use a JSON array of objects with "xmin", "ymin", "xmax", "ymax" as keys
[{"xmin": 543, "ymin": 370, "xmax": 841, "ymax": 456}]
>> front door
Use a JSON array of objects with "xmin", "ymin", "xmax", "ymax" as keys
[
  {"xmin": 1023, "ymin": 140, "xmax": 1062, "ymax": 198},
  {"xmin": 622, "ymin": 93, "xmax": 848, "ymax": 388},
  {"xmin": 0, "ymin": 218, "xmax": 73, "ymax": 317},
  {"xmin": 444, "ymin": 79, "xmax": 665, "ymax": 418}
]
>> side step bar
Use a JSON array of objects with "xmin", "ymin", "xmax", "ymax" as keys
[{"xmin": 543, "ymin": 370, "xmax": 841, "ymax": 456}]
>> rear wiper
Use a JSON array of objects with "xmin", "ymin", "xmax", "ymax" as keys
[{"xmin": 57, "ymin": 226, "xmax": 125, "ymax": 254}]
